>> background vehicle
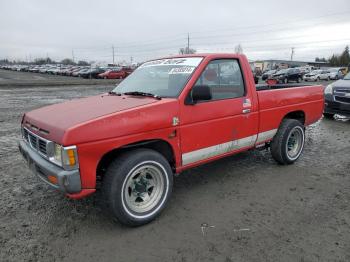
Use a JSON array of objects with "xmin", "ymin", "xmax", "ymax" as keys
[
  {"xmin": 328, "ymin": 68, "xmax": 344, "ymax": 80},
  {"xmin": 73, "ymin": 68, "xmax": 89, "ymax": 77},
  {"xmin": 324, "ymin": 72, "xmax": 350, "ymax": 118},
  {"xmin": 272, "ymin": 68, "xmax": 303, "ymax": 83},
  {"xmin": 318, "ymin": 70, "xmax": 331, "ymax": 81},
  {"xmin": 261, "ymin": 69, "xmax": 276, "ymax": 81},
  {"xmin": 98, "ymin": 68, "xmax": 130, "ymax": 79},
  {"xmin": 19, "ymin": 54, "xmax": 324, "ymax": 226},
  {"xmin": 80, "ymin": 68, "xmax": 106, "ymax": 78},
  {"xmin": 303, "ymin": 70, "xmax": 322, "ymax": 81}
]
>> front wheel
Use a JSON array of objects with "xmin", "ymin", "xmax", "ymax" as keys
[
  {"xmin": 102, "ymin": 149, "xmax": 173, "ymax": 226},
  {"xmin": 271, "ymin": 119, "xmax": 305, "ymax": 165}
]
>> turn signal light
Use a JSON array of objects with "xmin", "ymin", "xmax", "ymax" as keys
[
  {"xmin": 47, "ymin": 175, "xmax": 58, "ymax": 185},
  {"xmin": 67, "ymin": 149, "xmax": 76, "ymax": 166}
]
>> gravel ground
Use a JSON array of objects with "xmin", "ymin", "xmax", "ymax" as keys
[{"xmin": 0, "ymin": 81, "xmax": 349, "ymax": 262}]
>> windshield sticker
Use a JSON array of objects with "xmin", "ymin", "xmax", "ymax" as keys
[
  {"xmin": 140, "ymin": 57, "xmax": 203, "ymax": 68},
  {"xmin": 168, "ymin": 66, "xmax": 195, "ymax": 74}
]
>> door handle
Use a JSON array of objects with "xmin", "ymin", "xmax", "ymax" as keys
[{"xmin": 242, "ymin": 109, "xmax": 251, "ymax": 114}]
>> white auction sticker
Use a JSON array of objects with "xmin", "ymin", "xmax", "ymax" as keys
[
  {"xmin": 168, "ymin": 66, "xmax": 195, "ymax": 74},
  {"xmin": 140, "ymin": 57, "xmax": 203, "ymax": 68}
]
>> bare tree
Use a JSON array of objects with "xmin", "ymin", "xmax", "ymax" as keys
[{"xmin": 179, "ymin": 47, "xmax": 196, "ymax": 55}]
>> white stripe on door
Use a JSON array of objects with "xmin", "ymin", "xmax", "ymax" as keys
[{"xmin": 182, "ymin": 129, "xmax": 277, "ymax": 165}]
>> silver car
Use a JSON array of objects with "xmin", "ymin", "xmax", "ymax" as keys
[
  {"xmin": 304, "ymin": 70, "xmax": 322, "ymax": 81},
  {"xmin": 328, "ymin": 68, "xmax": 344, "ymax": 80},
  {"xmin": 318, "ymin": 70, "xmax": 331, "ymax": 81}
]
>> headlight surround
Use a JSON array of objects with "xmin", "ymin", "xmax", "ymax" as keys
[
  {"xmin": 324, "ymin": 84, "xmax": 333, "ymax": 95},
  {"xmin": 50, "ymin": 143, "xmax": 79, "ymax": 170}
]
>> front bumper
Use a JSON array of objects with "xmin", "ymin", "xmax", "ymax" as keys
[
  {"xmin": 324, "ymin": 97, "xmax": 350, "ymax": 117},
  {"xmin": 18, "ymin": 140, "xmax": 82, "ymax": 193}
]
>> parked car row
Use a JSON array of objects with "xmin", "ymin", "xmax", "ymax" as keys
[
  {"xmin": 0, "ymin": 64, "xmax": 134, "ymax": 79},
  {"xmin": 304, "ymin": 68, "xmax": 344, "ymax": 82},
  {"xmin": 260, "ymin": 67, "xmax": 346, "ymax": 84}
]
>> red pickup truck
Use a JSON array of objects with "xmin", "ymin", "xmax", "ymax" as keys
[{"xmin": 19, "ymin": 54, "xmax": 324, "ymax": 226}]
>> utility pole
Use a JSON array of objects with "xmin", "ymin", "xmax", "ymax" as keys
[
  {"xmin": 130, "ymin": 56, "xmax": 133, "ymax": 65},
  {"xmin": 290, "ymin": 47, "xmax": 295, "ymax": 61},
  {"xmin": 112, "ymin": 45, "xmax": 115, "ymax": 65},
  {"xmin": 187, "ymin": 33, "xmax": 190, "ymax": 54},
  {"xmin": 72, "ymin": 49, "xmax": 75, "ymax": 63}
]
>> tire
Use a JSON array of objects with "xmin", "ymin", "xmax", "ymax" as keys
[
  {"xmin": 297, "ymin": 77, "xmax": 302, "ymax": 83},
  {"xmin": 102, "ymin": 148, "xmax": 173, "ymax": 226},
  {"xmin": 323, "ymin": 113, "xmax": 334, "ymax": 119},
  {"xmin": 284, "ymin": 78, "xmax": 288, "ymax": 84},
  {"xmin": 270, "ymin": 119, "xmax": 305, "ymax": 165}
]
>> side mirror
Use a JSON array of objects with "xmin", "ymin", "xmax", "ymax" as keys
[{"xmin": 186, "ymin": 85, "xmax": 212, "ymax": 105}]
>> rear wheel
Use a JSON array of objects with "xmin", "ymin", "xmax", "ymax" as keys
[
  {"xmin": 271, "ymin": 119, "xmax": 305, "ymax": 165},
  {"xmin": 102, "ymin": 149, "xmax": 173, "ymax": 226}
]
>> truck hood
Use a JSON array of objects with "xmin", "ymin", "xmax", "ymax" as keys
[{"xmin": 23, "ymin": 94, "xmax": 162, "ymax": 144}]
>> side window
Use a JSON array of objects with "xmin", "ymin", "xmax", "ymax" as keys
[{"xmin": 194, "ymin": 59, "xmax": 245, "ymax": 101}]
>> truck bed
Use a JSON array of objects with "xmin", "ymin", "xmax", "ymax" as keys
[
  {"xmin": 255, "ymin": 83, "xmax": 318, "ymax": 91},
  {"xmin": 256, "ymin": 84, "xmax": 324, "ymax": 134}
]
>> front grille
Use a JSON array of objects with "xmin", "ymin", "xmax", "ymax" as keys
[
  {"xmin": 22, "ymin": 127, "xmax": 51, "ymax": 157},
  {"xmin": 334, "ymin": 88, "xmax": 350, "ymax": 104},
  {"xmin": 38, "ymin": 140, "xmax": 47, "ymax": 155},
  {"xmin": 334, "ymin": 96, "xmax": 350, "ymax": 104}
]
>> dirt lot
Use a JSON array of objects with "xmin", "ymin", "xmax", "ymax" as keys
[{"xmin": 0, "ymin": 76, "xmax": 349, "ymax": 261}]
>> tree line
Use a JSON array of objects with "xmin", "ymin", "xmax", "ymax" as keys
[
  {"xmin": 315, "ymin": 46, "xmax": 350, "ymax": 67},
  {"xmin": 0, "ymin": 57, "xmax": 90, "ymax": 66}
]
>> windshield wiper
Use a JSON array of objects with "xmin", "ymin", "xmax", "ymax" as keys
[
  {"xmin": 123, "ymin": 91, "xmax": 162, "ymax": 100},
  {"xmin": 108, "ymin": 91, "xmax": 121, "ymax": 96}
]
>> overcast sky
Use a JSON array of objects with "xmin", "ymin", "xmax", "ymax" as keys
[{"xmin": 1, "ymin": 0, "xmax": 350, "ymax": 64}]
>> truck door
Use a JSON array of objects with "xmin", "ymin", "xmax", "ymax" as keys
[{"xmin": 179, "ymin": 59, "xmax": 259, "ymax": 167}]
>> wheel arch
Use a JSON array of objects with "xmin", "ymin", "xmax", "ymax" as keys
[
  {"xmin": 282, "ymin": 110, "xmax": 305, "ymax": 125},
  {"xmin": 96, "ymin": 139, "xmax": 176, "ymax": 183}
]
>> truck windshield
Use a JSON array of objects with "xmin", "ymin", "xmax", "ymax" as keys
[{"xmin": 112, "ymin": 57, "xmax": 203, "ymax": 98}]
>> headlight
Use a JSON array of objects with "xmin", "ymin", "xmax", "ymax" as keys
[
  {"xmin": 53, "ymin": 144, "xmax": 62, "ymax": 164},
  {"xmin": 50, "ymin": 143, "xmax": 79, "ymax": 170},
  {"xmin": 324, "ymin": 84, "xmax": 333, "ymax": 95}
]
